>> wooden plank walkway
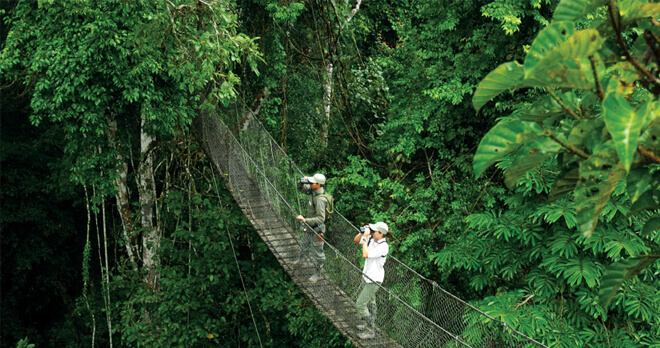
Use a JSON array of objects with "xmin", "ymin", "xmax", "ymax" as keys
[{"xmin": 230, "ymin": 184, "xmax": 402, "ymax": 347}]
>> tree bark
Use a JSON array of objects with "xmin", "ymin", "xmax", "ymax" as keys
[
  {"xmin": 138, "ymin": 118, "xmax": 160, "ymax": 291},
  {"xmin": 239, "ymin": 87, "xmax": 269, "ymax": 132},
  {"xmin": 107, "ymin": 115, "xmax": 139, "ymax": 269},
  {"xmin": 320, "ymin": 61, "xmax": 333, "ymax": 146}
]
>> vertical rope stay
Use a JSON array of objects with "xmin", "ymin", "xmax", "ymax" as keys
[
  {"xmin": 211, "ymin": 170, "xmax": 265, "ymax": 348},
  {"xmin": 226, "ymin": 224, "xmax": 264, "ymax": 348}
]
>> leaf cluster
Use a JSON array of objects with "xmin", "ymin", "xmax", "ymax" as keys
[{"xmin": 472, "ymin": 0, "xmax": 660, "ymax": 314}]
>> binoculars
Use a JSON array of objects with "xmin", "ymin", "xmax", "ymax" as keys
[
  {"xmin": 300, "ymin": 177, "xmax": 311, "ymax": 184},
  {"xmin": 359, "ymin": 226, "xmax": 367, "ymax": 233}
]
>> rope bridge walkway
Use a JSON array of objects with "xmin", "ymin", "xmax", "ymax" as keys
[{"xmin": 193, "ymin": 112, "xmax": 547, "ymax": 348}]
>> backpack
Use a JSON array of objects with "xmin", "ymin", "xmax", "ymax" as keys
[{"xmin": 315, "ymin": 192, "xmax": 335, "ymax": 220}]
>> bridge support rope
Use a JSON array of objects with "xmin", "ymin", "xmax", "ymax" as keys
[{"xmin": 193, "ymin": 112, "xmax": 547, "ymax": 348}]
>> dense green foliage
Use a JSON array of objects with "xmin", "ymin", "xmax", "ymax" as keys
[
  {"xmin": 1, "ymin": 0, "xmax": 347, "ymax": 346},
  {"xmin": 2, "ymin": 0, "xmax": 659, "ymax": 347}
]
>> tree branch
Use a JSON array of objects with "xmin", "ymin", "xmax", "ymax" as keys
[
  {"xmin": 548, "ymin": 90, "xmax": 581, "ymax": 120},
  {"xmin": 609, "ymin": 2, "xmax": 660, "ymax": 87},
  {"xmin": 514, "ymin": 295, "xmax": 535, "ymax": 310},
  {"xmin": 589, "ymin": 56, "xmax": 605, "ymax": 100},
  {"xmin": 547, "ymin": 131, "xmax": 590, "ymax": 159},
  {"xmin": 637, "ymin": 145, "xmax": 660, "ymax": 164}
]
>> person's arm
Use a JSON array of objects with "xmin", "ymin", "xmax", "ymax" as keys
[
  {"xmin": 353, "ymin": 232, "xmax": 363, "ymax": 243},
  {"xmin": 361, "ymin": 227, "xmax": 371, "ymax": 258}
]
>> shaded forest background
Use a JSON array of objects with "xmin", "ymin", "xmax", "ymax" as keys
[{"xmin": 1, "ymin": 0, "xmax": 658, "ymax": 347}]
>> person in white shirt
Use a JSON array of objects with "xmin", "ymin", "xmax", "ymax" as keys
[{"xmin": 353, "ymin": 222, "xmax": 389, "ymax": 340}]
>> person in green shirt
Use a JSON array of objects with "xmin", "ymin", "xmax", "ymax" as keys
[{"xmin": 293, "ymin": 173, "xmax": 329, "ymax": 283}]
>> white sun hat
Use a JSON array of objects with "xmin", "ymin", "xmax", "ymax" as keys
[
  {"xmin": 308, "ymin": 173, "xmax": 326, "ymax": 185},
  {"xmin": 368, "ymin": 222, "xmax": 389, "ymax": 235}
]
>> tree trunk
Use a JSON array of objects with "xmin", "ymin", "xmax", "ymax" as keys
[
  {"xmin": 107, "ymin": 116, "xmax": 139, "ymax": 269},
  {"xmin": 239, "ymin": 87, "xmax": 269, "ymax": 132},
  {"xmin": 320, "ymin": 61, "xmax": 333, "ymax": 146},
  {"xmin": 138, "ymin": 118, "xmax": 159, "ymax": 291}
]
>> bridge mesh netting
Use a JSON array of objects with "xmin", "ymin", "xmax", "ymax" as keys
[{"xmin": 193, "ymin": 111, "xmax": 547, "ymax": 348}]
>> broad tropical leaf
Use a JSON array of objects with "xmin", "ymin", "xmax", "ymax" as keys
[
  {"xmin": 576, "ymin": 162, "xmax": 626, "ymax": 237},
  {"xmin": 623, "ymin": 3, "xmax": 660, "ymax": 26},
  {"xmin": 629, "ymin": 189, "xmax": 660, "ymax": 215},
  {"xmin": 603, "ymin": 91, "xmax": 645, "ymax": 171},
  {"xmin": 552, "ymin": 0, "xmax": 609, "ymax": 22},
  {"xmin": 473, "ymin": 62, "xmax": 524, "ymax": 113},
  {"xmin": 521, "ymin": 92, "xmax": 581, "ymax": 124},
  {"xmin": 641, "ymin": 217, "xmax": 660, "ymax": 237},
  {"xmin": 639, "ymin": 100, "xmax": 659, "ymax": 128},
  {"xmin": 568, "ymin": 119, "xmax": 604, "ymax": 152},
  {"xmin": 626, "ymin": 168, "xmax": 655, "ymax": 204},
  {"xmin": 533, "ymin": 58, "xmax": 600, "ymax": 91},
  {"xmin": 504, "ymin": 137, "xmax": 563, "ymax": 188},
  {"xmin": 473, "ymin": 119, "xmax": 543, "ymax": 178},
  {"xmin": 639, "ymin": 125, "xmax": 660, "ymax": 168},
  {"xmin": 524, "ymin": 22, "xmax": 575, "ymax": 77},
  {"xmin": 520, "ymin": 96, "xmax": 564, "ymax": 122},
  {"xmin": 599, "ymin": 254, "xmax": 660, "ymax": 310},
  {"xmin": 530, "ymin": 29, "xmax": 605, "ymax": 78}
]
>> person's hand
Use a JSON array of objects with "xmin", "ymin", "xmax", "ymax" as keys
[
  {"xmin": 296, "ymin": 215, "xmax": 306, "ymax": 223},
  {"xmin": 363, "ymin": 226, "xmax": 371, "ymax": 237}
]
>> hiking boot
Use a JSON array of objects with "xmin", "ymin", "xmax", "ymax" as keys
[
  {"xmin": 358, "ymin": 315, "xmax": 374, "ymax": 337},
  {"xmin": 290, "ymin": 257, "xmax": 309, "ymax": 268},
  {"xmin": 358, "ymin": 329, "xmax": 375, "ymax": 340},
  {"xmin": 307, "ymin": 273, "xmax": 322, "ymax": 283}
]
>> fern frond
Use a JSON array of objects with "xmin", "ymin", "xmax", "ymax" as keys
[
  {"xmin": 562, "ymin": 257, "xmax": 601, "ymax": 288},
  {"xmin": 465, "ymin": 210, "xmax": 499, "ymax": 230},
  {"xmin": 549, "ymin": 231, "xmax": 579, "ymax": 258}
]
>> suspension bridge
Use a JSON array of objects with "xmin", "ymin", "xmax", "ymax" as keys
[{"xmin": 193, "ymin": 112, "xmax": 548, "ymax": 348}]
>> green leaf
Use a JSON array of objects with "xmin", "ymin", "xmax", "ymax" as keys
[
  {"xmin": 599, "ymin": 254, "xmax": 660, "ymax": 310},
  {"xmin": 524, "ymin": 22, "xmax": 575, "ymax": 77},
  {"xmin": 473, "ymin": 52, "xmax": 603, "ymax": 113},
  {"xmin": 552, "ymin": 0, "xmax": 609, "ymax": 22},
  {"xmin": 504, "ymin": 137, "xmax": 563, "ymax": 189},
  {"xmin": 603, "ymin": 91, "xmax": 645, "ymax": 171},
  {"xmin": 567, "ymin": 119, "xmax": 599, "ymax": 154},
  {"xmin": 641, "ymin": 217, "xmax": 660, "ymax": 237},
  {"xmin": 520, "ymin": 96, "xmax": 564, "ymax": 122},
  {"xmin": 550, "ymin": 233, "xmax": 579, "ymax": 258},
  {"xmin": 626, "ymin": 168, "xmax": 655, "ymax": 204},
  {"xmin": 520, "ymin": 92, "xmax": 580, "ymax": 124},
  {"xmin": 530, "ymin": 29, "xmax": 605, "ymax": 79},
  {"xmin": 622, "ymin": 3, "xmax": 660, "ymax": 26},
  {"xmin": 639, "ymin": 100, "xmax": 660, "ymax": 129},
  {"xmin": 549, "ymin": 164, "xmax": 580, "ymax": 203},
  {"xmin": 473, "ymin": 119, "xmax": 543, "ymax": 178},
  {"xmin": 533, "ymin": 58, "xmax": 601, "ymax": 91},
  {"xmin": 472, "ymin": 62, "xmax": 524, "ymax": 113},
  {"xmin": 629, "ymin": 189, "xmax": 660, "ymax": 215},
  {"xmin": 576, "ymin": 163, "xmax": 626, "ymax": 237},
  {"xmin": 563, "ymin": 257, "xmax": 600, "ymax": 287}
]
